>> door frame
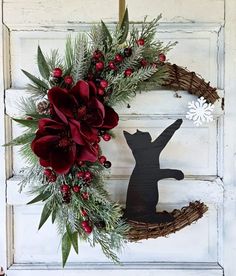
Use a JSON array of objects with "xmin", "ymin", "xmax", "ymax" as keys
[{"xmin": 223, "ymin": 1, "xmax": 236, "ymax": 275}]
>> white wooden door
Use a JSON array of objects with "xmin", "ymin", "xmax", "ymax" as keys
[{"xmin": 1, "ymin": 0, "xmax": 236, "ymax": 275}]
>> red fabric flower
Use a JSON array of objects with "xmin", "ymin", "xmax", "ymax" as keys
[
  {"xmin": 48, "ymin": 80, "xmax": 119, "ymax": 143},
  {"xmin": 31, "ymin": 118, "xmax": 98, "ymax": 174},
  {"xmin": 32, "ymin": 80, "xmax": 118, "ymax": 174}
]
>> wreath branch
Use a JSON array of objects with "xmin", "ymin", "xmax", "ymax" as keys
[
  {"xmin": 163, "ymin": 63, "xmax": 219, "ymax": 104},
  {"xmin": 126, "ymin": 201, "xmax": 208, "ymax": 241}
]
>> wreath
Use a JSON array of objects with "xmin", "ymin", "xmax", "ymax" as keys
[{"xmin": 6, "ymin": 9, "xmax": 219, "ymax": 266}]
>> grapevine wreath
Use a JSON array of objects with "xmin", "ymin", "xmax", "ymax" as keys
[{"xmin": 7, "ymin": 10, "xmax": 219, "ymax": 266}]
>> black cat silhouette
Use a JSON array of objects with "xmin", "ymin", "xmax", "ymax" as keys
[{"xmin": 123, "ymin": 119, "xmax": 184, "ymax": 223}]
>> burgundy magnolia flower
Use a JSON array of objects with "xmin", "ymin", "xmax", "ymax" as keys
[
  {"xmin": 31, "ymin": 118, "xmax": 98, "ymax": 174},
  {"xmin": 48, "ymin": 80, "xmax": 119, "ymax": 143}
]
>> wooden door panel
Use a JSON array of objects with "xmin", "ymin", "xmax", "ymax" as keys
[{"xmin": 2, "ymin": 0, "xmax": 231, "ymax": 275}]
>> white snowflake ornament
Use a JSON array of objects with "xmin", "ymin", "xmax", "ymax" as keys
[{"xmin": 186, "ymin": 97, "xmax": 214, "ymax": 126}]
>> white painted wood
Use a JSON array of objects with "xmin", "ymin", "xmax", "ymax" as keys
[
  {"xmin": 5, "ymin": 89, "xmax": 222, "ymax": 176},
  {"xmin": 6, "ymin": 177, "xmax": 223, "ymax": 264},
  {"xmin": 5, "ymin": 89, "xmax": 224, "ymax": 118},
  {"xmin": 3, "ymin": 0, "xmax": 224, "ymax": 30},
  {"xmin": 7, "ymin": 176, "xmax": 223, "ymax": 205},
  {"xmin": 0, "ymin": 0, "xmax": 9, "ymax": 272},
  {"xmin": 223, "ymin": 0, "xmax": 236, "ymax": 275},
  {"xmin": 7, "ymin": 263, "xmax": 223, "ymax": 276},
  {"xmin": 9, "ymin": 26, "xmax": 221, "ymax": 88},
  {"xmin": 12, "ymin": 203, "xmax": 218, "ymax": 263},
  {"xmin": 9, "ymin": 117, "xmax": 219, "ymax": 176}
]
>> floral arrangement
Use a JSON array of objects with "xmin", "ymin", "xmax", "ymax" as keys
[{"xmin": 7, "ymin": 9, "xmax": 218, "ymax": 266}]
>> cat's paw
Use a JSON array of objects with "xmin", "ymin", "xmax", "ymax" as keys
[
  {"xmin": 175, "ymin": 170, "xmax": 184, "ymax": 180},
  {"xmin": 175, "ymin": 119, "xmax": 183, "ymax": 129}
]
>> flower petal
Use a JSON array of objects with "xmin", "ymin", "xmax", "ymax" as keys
[
  {"xmin": 88, "ymin": 81, "xmax": 97, "ymax": 96},
  {"xmin": 69, "ymin": 119, "xmax": 85, "ymax": 145},
  {"xmin": 50, "ymin": 144, "xmax": 76, "ymax": 174},
  {"xmin": 80, "ymin": 122, "xmax": 98, "ymax": 143},
  {"xmin": 70, "ymin": 80, "xmax": 90, "ymax": 103},
  {"xmin": 31, "ymin": 135, "xmax": 59, "ymax": 160},
  {"xmin": 102, "ymin": 106, "xmax": 119, "ymax": 129},
  {"xmin": 48, "ymin": 87, "xmax": 77, "ymax": 123},
  {"xmin": 77, "ymin": 145, "xmax": 98, "ymax": 162},
  {"xmin": 38, "ymin": 118, "xmax": 65, "ymax": 135}
]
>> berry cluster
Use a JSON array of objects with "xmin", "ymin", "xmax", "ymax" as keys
[{"xmin": 52, "ymin": 68, "xmax": 74, "ymax": 86}]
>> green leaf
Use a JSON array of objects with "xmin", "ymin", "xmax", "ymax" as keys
[
  {"xmin": 38, "ymin": 202, "xmax": 52, "ymax": 230},
  {"xmin": 51, "ymin": 209, "xmax": 57, "ymax": 224},
  {"xmin": 27, "ymin": 191, "xmax": 51, "ymax": 205},
  {"xmin": 66, "ymin": 225, "xmax": 78, "ymax": 254},
  {"xmin": 22, "ymin": 69, "xmax": 49, "ymax": 90},
  {"xmin": 62, "ymin": 232, "xmax": 72, "ymax": 267},
  {"xmin": 101, "ymin": 20, "xmax": 112, "ymax": 47},
  {"xmin": 118, "ymin": 8, "xmax": 129, "ymax": 44},
  {"xmin": 26, "ymin": 113, "xmax": 50, "ymax": 120},
  {"xmin": 13, "ymin": 118, "xmax": 38, "ymax": 129},
  {"xmin": 4, "ymin": 132, "xmax": 35, "ymax": 146},
  {"xmin": 37, "ymin": 46, "xmax": 50, "ymax": 80}
]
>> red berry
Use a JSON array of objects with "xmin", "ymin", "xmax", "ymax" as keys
[
  {"xmin": 93, "ymin": 50, "xmax": 103, "ymax": 60},
  {"xmin": 95, "ymin": 61, "xmax": 104, "ymax": 71},
  {"xmin": 96, "ymin": 136, "xmax": 101, "ymax": 143},
  {"xmin": 124, "ymin": 68, "xmax": 133, "ymax": 77},
  {"xmin": 124, "ymin": 47, "xmax": 132, "ymax": 57},
  {"xmin": 77, "ymin": 171, "xmax": 85, "ymax": 179},
  {"xmin": 60, "ymin": 184, "xmax": 70, "ymax": 193},
  {"xmin": 137, "ymin": 38, "xmax": 145, "ymax": 46},
  {"xmin": 53, "ymin": 68, "xmax": 63, "ymax": 78},
  {"xmin": 84, "ymin": 225, "xmax": 93, "ymax": 234},
  {"xmin": 108, "ymin": 61, "xmax": 117, "ymax": 70},
  {"xmin": 100, "ymin": 80, "xmax": 108, "ymax": 89},
  {"xmin": 99, "ymin": 156, "xmax": 107, "ymax": 164},
  {"xmin": 64, "ymin": 75, "xmax": 73, "ymax": 85},
  {"xmin": 44, "ymin": 168, "xmax": 53, "ymax": 177},
  {"xmin": 140, "ymin": 59, "xmax": 148, "ymax": 67},
  {"xmin": 115, "ymin": 53, "xmax": 123, "ymax": 63},
  {"xmin": 48, "ymin": 174, "xmax": 57, "ymax": 182},
  {"xmin": 82, "ymin": 192, "xmax": 89, "ymax": 200},
  {"xmin": 81, "ymin": 209, "xmax": 88, "ymax": 216},
  {"xmin": 102, "ymin": 133, "xmax": 111, "ymax": 141},
  {"xmin": 84, "ymin": 171, "xmax": 92, "ymax": 180},
  {"xmin": 97, "ymin": 87, "xmax": 105, "ymax": 96},
  {"xmin": 159, "ymin": 53, "xmax": 166, "ymax": 62},
  {"xmin": 72, "ymin": 185, "xmax": 80, "ymax": 193},
  {"xmin": 81, "ymin": 220, "xmax": 89, "ymax": 227}
]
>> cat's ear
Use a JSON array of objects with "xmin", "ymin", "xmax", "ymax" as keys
[{"xmin": 123, "ymin": 130, "xmax": 133, "ymax": 142}]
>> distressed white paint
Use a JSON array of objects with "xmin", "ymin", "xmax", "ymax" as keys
[
  {"xmin": 0, "ymin": 0, "xmax": 7, "ymax": 272},
  {"xmin": 5, "ymin": 89, "xmax": 224, "ymax": 118},
  {"xmin": 5, "ymin": 89, "xmax": 223, "ymax": 176},
  {"xmin": 223, "ymin": 0, "xmax": 236, "ymax": 275},
  {"xmin": 7, "ymin": 263, "xmax": 223, "ymax": 276},
  {"xmin": 9, "ymin": 26, "xmax": 220, "ymax": 88},
  {"xmin": 3, "ymin": 0, "xmax": 224, "ymax": 30},
  {"xmin": 11, "ymin": 203, "xmax": 217, "ymax": 263},
  {"xmin": 1, "ymin": 0, "xmax": 236, "ymax": 275},
  {"xmin": 7, "ymin": 176, "xmax": 223, "ymax": 205}
]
